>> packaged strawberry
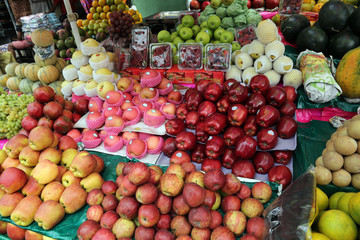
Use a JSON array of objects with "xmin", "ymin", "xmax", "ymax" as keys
[
  {"xmin": 131, "ymin": 26, "xmax": 150, "ymax": 45},
  {"xmin": 235, "ymin": 25, "xmax": 257, "ymax": 46},
  {"xmin": 204, "ymin": 43, "xmax": 232, "ymax": 72},
  {"xmin": 178, "ymin": 43, "xmax": 203, "ymax": 70},
  {"xmin": 150, "ymin": 43, "xmax": 173, "ymax": 69},
  {"xmin": 129, "ymin": 44, "xmax": 148, "ymax": 69}
]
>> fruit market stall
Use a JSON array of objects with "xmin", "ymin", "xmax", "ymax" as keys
[{"xmin": 0, "ymin": 0, "xmax": 359, "ymax": 238}]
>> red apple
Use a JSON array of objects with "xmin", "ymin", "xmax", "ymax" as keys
[
  {"xmin": 103, "ymin": 106, "xmax": 121, "ymax": 118},
  {"xmin": 191, "ymin": 228, "xmax": 211, "ymax": 240},
  {"xmin": 87, "ymin": 189, "xmax": 104, "ymax": 206},
  {"xmin": 138, "ymin": 204, "xmax": 160, "ymax": 227},
  {"xmin": 121, "ymin": 100, "xmax": 134, "ymax": 111},
  {"xmin": 228, "ymin": 104, "xmax": 248, "ymax": 126},
  {"xmin": 67, "ymin": 129, "xmax": 82, "ymax": 140},
  {"xmin": 223, "ymin": 126, "xmax": 244, "ymax": 147},
  {"xmin": 232, "ymin": 160, "xmax": 256, "ymax": 179},
  {"xmin": 222, "ymin": 148, "xmax": 237, "ymax": 169},
  {"xmin": 252, "ymin": 182, "xmax": 272, "ymax": 203},
  {"xmin": 256, "ymin": 105, "xmax": 280, "ymax": 128},
  {"xmin": 236, "ymin": 184, "xmax": 251, "ymax": 200},
  {"xmin": 27, "ymin": 101, "xmax": 44, "ymax": 119},
  {"xmin": 203, "ymin": 189, "xmax": 216, "ymax": 209},
  {"xmin": 182, "ymin": 182, "xmax": 206, "ymax": 208},
  {"xmin": 157, "ymin": 214, "xmax": 171, "ymax": 229},
  {"xmin": 204, "ymin": 112, "xmax": 227, "ymax": 135},
  {"xmin": 197, "ymin": 101, "xmax": 216, "ymax": 121},
  {"xmin": 249, "ymin": 74, "xmax": 270, "ymax": 95},
  {"xmin": 167, "ymin": 90, "xmax": 182, "ymax": 103},
  {"xmin": 73, "ymin": 113, "xmax": 81, "ymax": 123},
  {"xmin": 266, "ymin": 86, "xmax": 286, "ymax": 107},
  {"xmin": 252, "ymin": 0, "xmax": 265, "ymax": 8},
  {"xmin": 283, "ymin": 86, "xmax": 297, "ymax": 102},
  {"xmin": 135, "ymin": 226, "xmax": 155, "ymax": 240},
  {"xmin": 246, "ymin": 217, "xmax": 266, "ymax": 240},
  {"xmin": 176, "ymin": 131, "xmax": 196, "ymax": 151},
  {"xmin": 170, "ymin": 150, "xmax": 191, "ymax": 165},
  {"xmin": 58, "ymin": 135, "xmax": 77, "ymax": 151},
  {"xmin": 243, "ymin": 115, "xmax": 259, "ymax": 136},
  {"xmin": 77, "ymin": 220, "xmax": 101, "ymax": 240},
  {"xmin": 257, "ymin": 128, "xmax": 278, "ymax": 150},
  {"xmin": 170, "ymin": 215, "xmax": 192, "ymax": 237},
  {"xmin": 209, "ymin": 210, "xmax": 223, "ymax": 230},
  {"xmin": 245, "ymin": 93, "xmax": 267, "ymax": 115},
  {"xmin": 204, "ymin": 169, "xmax": 225, "ymax": 191},
  {"xmin": 37, "ymin": 116, "xmax": 53, "ymax": 129},
  {"xmin": 74, "ymin": 99, "xmax": 89, "ymax": 115},
  {"xmin": 102, "ymin": 194, "xmax": 118, "ymax": 212},
  {"xmin": 21, "ymin": 116, "xmax": 38, "ymax": 132},
  {"xmin": 221, "ymin": 195, "xmax": 241, "ymax": 212},
  {"xmin": 223, "ymin": 79, "xmax": 238, "ymax": 93},
  {"xmin": 191, "ymin": 144, "xmax": 206, "ymax": 163},
  {"xmin": 204, "ymin": 83, "xmax": 223, "ymax": 102},
  {"xmin": 162, "ymin": 103, "xmax": 176, "ymax": 116},
  {"xmin": 210, "ymin": 226, "xmax": 235, "ymax": 240},
  {"xmin": 92, "ymin": 228, "xmax": 116, "ymax": 240},
  {"xmin": 165, "ymin": 118, "xmax": 186, "ymax": 136},
  {"xmin": 116, "ymin": 196, "xmax": 140, "ymax": 220},
  {"xmin": 277, "ymin": 116, "xmax": 298, "ymax": 139},
  {"xmin": 181, "ymin": 162, "xmax": 196, "ymax": 175},
  {"xmin": 105, "ymin": 114, "xmax": 125, "ymax": 128},
  {"xmin": 128, "ymin": 162, "xmax": 150, "ymax": 186},
  {"xmin": 122, "ymin": 131, "xmax": 139, "ymax": 143},
  {"xmin": 195, "ymin": 79, "xmax": 211, "ymax": 94},
  {"xmin": 135, "ymin": 183, "xmax": 158, "ymax": 204},
  {"xmin": 228, "ymin": 83, "xmax": 249, "ymax": 104},
  {"xmin": 172, "ymin": 194, "xmax": 191, "ymax": 216},
  {"xmin": 240, "ymin": 234, "xmax": 258, "ymax": 240},
  {"xmin": 118, "ymin": 175, "xmax": 137, "ymax": 197},
  {"xmin": 268, "ymin": 165, "xmax": 292, "ymax": 188},
  {"xmin": 140, "ymin": 87, "xmax": 157, "ymax": 99},
  {"xmin": 163, "ymin": 137, "xmax": 177, "ymax": 157},
  {"xmin": 155, "ymin": 229, "xmax": 175, "ymax": 240},
  {"xmin": 201, "ymin": 158, "xmax": 222, "ymax": 173},
  {"xmin": 62, "ymin": 109, "xmax": 73, "ymax": 120},
  {"xmin": 101, "ymin": 180, "xmax": 117, "ymax": 195},
  {"xmin": 216, "ymin": 95, "xmax": 231, "ymax": 114},
  {"xmin": 221, "ymin": 173, "xmax": 241, "ymax": 195},
  {"xmin": 279, "ymin": 100, "xmax": 296, "ymax": 117},
  {"xmin": 188, "ymin": 206, "xmax": 211, "ymax": 229},
  {"xmin": 155, "ymin": 193, "xmax": 173, "ymax": 215},
  {"xmin": 253, "ymin": 151, "xmax": 274, "ymax": 174},
  {"xmin": 190, "ymin": 0, "xmax": 201, "ymax": 10},
  {"xmin": 87, "ymin": 205, "xmax": 104, "ymax": 222},
  {"xmin": 127, "ymin": 139, "xmax": 147, "ymax": 157},
  {"xmin": 195, "ymin": 121, "xmax": 209, "ymax": 143},
  {"xmin": 235, "ymin": 135, "xmax": 257, "ymax": 159},
  {"xmin": 176, "ymin": 103, "xmax": 189, "ymax": 120},
  {"xmin": 156, "ymin": 77, "xmax": 171, "ymax": 89},
  {"xmin": 64, "ymin": 100, "xmax": 74, "ymax": 111},
  {"xmin": 185, "ymin": 111, "xmax": 200, "ymax": 129},
  {"xmin": 100, "ymin": 210, "xmax": 119, "ymax": 229},
  {"xmin": 272, "ymin": 150, "xmax": 292, "ymax": 165},
  {"xmin": 205, "ymin": 135, "xmax": 225, "ymax": 158}
]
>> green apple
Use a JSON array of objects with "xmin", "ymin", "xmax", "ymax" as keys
[
  {"xmin": 176, "ymin": 24, "xmax": 184, "ymax": 34},
  {"xmin": 207, "ymin": 15, "xmax": 221, "ymax": 30},
  {"xmin": 201, "ymin": 28, "xmax": 213, "ymax": 40},
  {"xmin": 179, "ymin": 27, "xmax": 193, "ymax": 40},
  {"xmin": 211, "ymin": 0, "xmax": 222, "ymax": 8},
  {"xmin": 170, "ymin": 43, "xmax": 177, "ymax": 55},
  {"xmin": 200, "ymin": 22, "xmax": 208, "ymax": 29},
  {"xmin": 213, "ymin": 40, "xmax": 221, "ymax": 44},
  {"xmin": 196, "ymin": 32, "xmax": 210, "ymax": 46},
  {"xmin": 232, "ymin": 41, "xmax": 241, "ymax": 52},
  {"xmin": 172, "ymin": 54, "xmax": 179, "ymax": 65},
  {"xmin": 173, "ymin": 37, "xmax": 184, "ymax": 48},
  {"xmin": 186, "ymin": 39, "xmax": 196, "ymax": 43},
  {"xmin": 157, "ymin": 30, "xmax": 171, "ymax": 43},
  {"xmin": 222, "ymin": 0, "xmax": 234, "ymax": 5},
  {"xmin": 219, "ymin": 31, "xmax": 234, "ymax": 43},
  {"xmin": 170, "ymin": 32, "xmax": 179, "ymax": 42},
  {"xmin": 182, "ymin": 15, "xmax": 195, "ymax": 28},
  {"xmin": 192, "ymin": 25, "xmax": 201, "ymax": 36},
  {"xmin": 214, "ymin": 28, "xmax": 225, "ymax": 40}
]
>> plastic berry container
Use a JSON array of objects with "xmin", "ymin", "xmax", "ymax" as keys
[
  {"xmin": 114, "ymin": 48, "xmax": 130, "ymax": 71},
  {"xmin": 129, "ymin": 44, "xmax": 148, "ymax": 69},
  {"xmin": 178, "ymin": 43, "xmax": 203, "ymax": 70},
  {"xmin": 131, "ymin": 26, "xmax": 150, "ymax": 45},
  {"xmin": 149, "ymin": 43, "xmax": 172, "ymax": 69},
  {"xmin": 235, "ymin": 25, "xmax": 257, "ymax": 46},
  {"xmin": 204, "ymin": 43, "xmax": 232, "ymax": 72},
  {"xmin": 179, "ymin": 11, "xmax": 198, "ymax": 25}
]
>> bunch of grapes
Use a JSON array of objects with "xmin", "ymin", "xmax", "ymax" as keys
[
  {"xmin": 0, "ymin": 89, "xmax": 34, "ymax": 139},
  {"xmin": 107, "ymin": 11, "xmax": 134, "ymax": 40}
]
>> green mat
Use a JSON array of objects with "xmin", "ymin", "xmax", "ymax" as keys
[
  {"xmin": 0, "ymin": 152, "xmax": 280, "ymax": 239},
  {"xmin": 294, "ymin": 120, "xmax": 358, "ymax": 196}
]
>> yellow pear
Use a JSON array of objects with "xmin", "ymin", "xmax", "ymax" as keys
[
  {"xmin": 60, "ymin": 149, "xmax": 78, "ymax": 169},
  {"xmin": 41, "ymin": 181, "xmax": 65, "ymax": 202}
]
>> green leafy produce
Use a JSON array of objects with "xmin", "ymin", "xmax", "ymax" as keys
[
  {"xmin": 226, "ymin": 0, "xmax": 247, "ymax": 17},
  {"xmin": 198, "ymin": 14, "xmax": 208, "ymax": 25},
  {"xmin": 203, "ymin": 5, "xmax": 216, "ymax": 16},
  {"xmin": 227, "ymin": 27, "xmax": 236, "ymax": 35},
  {"xmin": 221, "ymin": 17, "xmax": 235, "ymax": 29},
  {"xmin": 215, "ymin": 6, "xmax": 227, "ymax": 19},
  {"xmin": 234, "ymin": 14, "xmax": 247, "ymax": 27},
  {"xmin": 246, "ymin": 9, "xmax": 263, "ymax": 26}
]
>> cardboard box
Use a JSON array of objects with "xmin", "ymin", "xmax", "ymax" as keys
[
  {"xmin": 194, "ymin": 69, "xmax": 225, "ymax": 85},
  {"xmin": 118, "ymin": 67, "xmax": 166, "ymax": 81},
  {"xmin": 165, "ymin": 65, "xmax": 195, "ymax": 84}
]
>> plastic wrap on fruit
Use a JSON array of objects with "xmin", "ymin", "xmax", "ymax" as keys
[
  {"xmin": 296, "ymin": 50, "xmax": 342, "ymax": 103},
  {"xmin": 263, "ymin": 170, "xmax": 316, "ymax": 240}
]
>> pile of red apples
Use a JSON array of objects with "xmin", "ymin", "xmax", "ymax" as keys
[
  {"xmin": 21, "ymin": 85, "xmax": 89, "ymax": 137},
  {"xmin": 164, "ymin": 75, "xmax": 297, "ymax": 188},
  {"xmin": 0, "ymin": 125, "xmax": 106, "ymax": 236},
  {"xmin": 78, "ymin": 161, "xmax": 274, "ymax": 240}
]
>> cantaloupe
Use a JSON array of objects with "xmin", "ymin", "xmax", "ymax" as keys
[
  {"xmin": 19, "ymin": 78, "xmax": 35, "ymax": 94},
  {"xmin": 0, "ymin": 74, "xmax": 10, "ymax": 87},
  {"xmin": 35, "ymin": 54, "xmax": 57, "ymax": 66},
  {"xmin": 31, "ymin": 29, "xmax": 54, "ymax": 47},
  {"xmin": 38, "ymin": 65, "xmax": 59, "ymax": 84},
  {"xmin": 14, "ymin": 63, "xmax": 28, "ymax": 78},
  {"xmin": 54, "ymin": 58, "xmax": 67, "ymax": 73},
  {"xmin": 49, "ymin": 81, "xmax": 63, "ymax": 96},
  {"xmin": 24, "ymin": 64, "xmax": 41, "ymax": 81},
  {"xmin": 6, "ymin": 76, "xmax": 21, "ymax": 91},
  {"xmin": 5, "ymin": 62, "xmax": 19, "ymax": 76}
]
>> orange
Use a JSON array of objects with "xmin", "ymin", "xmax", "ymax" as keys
[
  {"xmin": 89, "ymin": 7, "xmax": 96, "ymax": 13},
  {"xmin": 76, "ymin": 19, "xmax": 83, "ymax": 27},
  {"xmin": 99, "ymin": 0, "xmax": 106, "ymax": 6},
  {"xmin": 106, "ymin": 12, "xmax": 111, "ymax": 19},
  {"xmin": 92, "ymin": 0, "xmax": 99, "ymax": 7},
  {"xmin": 87, "ymin": 13, "xmax": 93, "ymax": 20},
  {"xmin": 96, "ymin": 6, "xmax": 103, "ymax": 13},
  {"xmin": 93, "ymin": 12, "xmax": 100, "ymax": 20},
  {"xmin": 82, "ymin": 19, "xmax": 89, "ymax": 26},
  {"xmin": 100, "ymin": 12, "xmax": 106, "ymax": 19},
  {"xmin": 103, "ymin": 5, "xmax": 110, "ymax": 12}
]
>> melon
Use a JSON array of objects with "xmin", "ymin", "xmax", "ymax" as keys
[
  {"xmin": 35, "ymin": 54, "xmax": 57, "ymax": 66},
  {"xmin": 6, "ymin": 76, "xmax": 21, "ymax": 91},
  {"xmin": 5, "ymin": 62, "xmax": 19, "ymax": 76},
  {"xmin": 0, "ymin": 74, "xmax": 10, "ymax": 87},
  {"xmin": 49, "ymin": 81, "xmax": 63, "ymax": 96},
  {"xmin": 31, "ymin": 29, "xmax": 54, "ymax": 47},
  {"xmin": 14, "ymin": 63, "xmax": 28, "ymax": 78},
  {"xmin": 19, "ymin": 78, "xmax": 35, "ymax": 94},
  {"xmin": 54, "ymin": 58, "xmax": 67, "ymax": 73},
  {"xmin": 38, "ymin": 65, "xmax": 59, "ymax": 84},
  {"xmin": 335, "ymin": 47, "xmax": 360, "ymax": 98},
  {"xmin": 32, "ymin": 81, "xmax": 45, "ymax": 92},
  {"xmin": 24, "ymin": 64, "xmax": 41, "ymax": 81}
]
